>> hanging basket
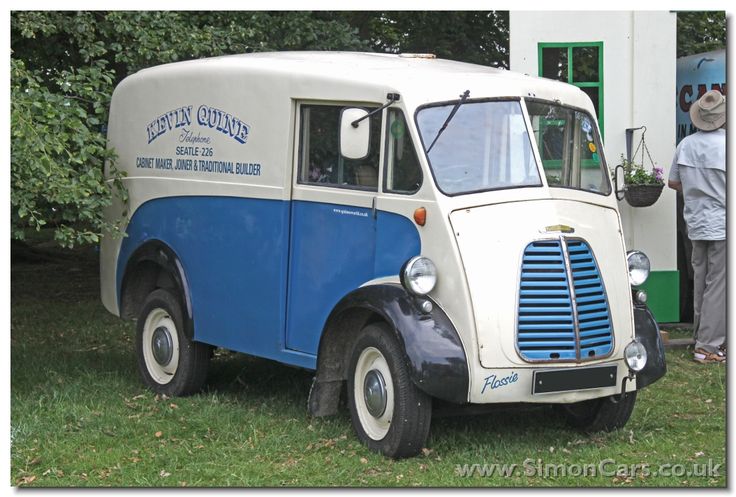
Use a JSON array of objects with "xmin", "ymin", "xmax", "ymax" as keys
[
  {"xmin": 625, "ymin": 184, "xmax": 664, "ymax": 207},
  {"xmin": 623, "ymin": 127, "xmax": 664, "ymax": 207}
]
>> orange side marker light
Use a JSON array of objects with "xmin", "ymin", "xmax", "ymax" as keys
[{"xmin": 414, "ymin": 207, "xmax": 427, "ymax": 226}]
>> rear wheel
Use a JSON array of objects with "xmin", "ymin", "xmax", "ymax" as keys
[
  {"xmin": 347, "ymin": 322, "xmax": 431, "ymax": 458},
  {"xmin": 136, "ymin": 289, "xmax": 209, "ymax": 396},
  {"xmin": 561, "ymin": 391, "xmax": 637, "ymax": 432}
]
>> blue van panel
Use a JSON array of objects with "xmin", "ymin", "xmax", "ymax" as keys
[
  {"xmin": 286, "ymin": 201, "xmax": 376, "ymax": 354},
  {"xmin": 286, "ymin": 202, "xmax": 421, "ymax": 355},
  {"xmin": 375, "ymin": 210, "xmax": 422, "ymax": 277},
  {"xmin": 117, "ymin": 196, "xmax": 290, "ymax": 359}
]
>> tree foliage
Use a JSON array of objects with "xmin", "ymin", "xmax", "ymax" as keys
[
  {"xmin": 341, "ymin": 11, "xmax": 509, "ymax": 68},
  {"xmin": 12, "ymin": 11, "xmax": 370, "ymax": 82},
  {"xmin": 11, "ymin": 58, "xmax": 126, "ymax": 246},
  {"xmin": 677, "ymin": 11, "xmax": 726, "ymax": 58},
  {"xmin": 10, "ymin": 11, "xmax": 509, "ymax": 247}
]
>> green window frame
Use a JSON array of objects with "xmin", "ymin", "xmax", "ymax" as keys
[{"xmin": 537, "ymin": 42, "xmax": 604, "ymax": 139}]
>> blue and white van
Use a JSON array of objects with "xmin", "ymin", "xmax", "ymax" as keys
[{"xmin": 101, "ymin": 52, "xmax": 666, "ymax": 458}]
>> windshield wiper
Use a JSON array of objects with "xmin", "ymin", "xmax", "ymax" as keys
[{"xmin": 425, "ymin": 90, "xmax": 470, "ymax": 153}]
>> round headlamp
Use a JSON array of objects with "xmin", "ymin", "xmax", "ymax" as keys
[
  {"xmin": 626, "ymin": 250, "xmax": 650, "ymax": 287},
  {"xmin": 624, "ymin": 339, "xmax": 648, "ymax": 373},
  {"xmin": 400, "ymin": 256, "xmax": 437, "ymax": 296}
]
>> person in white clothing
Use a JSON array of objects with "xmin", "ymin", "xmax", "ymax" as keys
[{"xmin": 668, "ymin": 90, "xmax": 726, "ymax": 364}]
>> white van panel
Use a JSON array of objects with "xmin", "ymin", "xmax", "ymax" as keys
[{"xmin": 450, "ymin": 199, "xmax": 634, "ymax": 369}]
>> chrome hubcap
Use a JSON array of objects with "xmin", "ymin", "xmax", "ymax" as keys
[
  {"xmin": 151, "ymin": 326, "xmax": 173, "ymax": 366},
  {"xmin": 363, "ymin": 369, "xmax": 387, "ymax": 417}
]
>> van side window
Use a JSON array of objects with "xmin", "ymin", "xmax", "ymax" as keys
[
  {"xmin": 298, "ymin": 104, "xmax": 381, "ymax": 190},
  {"xmin": 384, "ymin": 109, "xmax": 422, "ymax": 194}
]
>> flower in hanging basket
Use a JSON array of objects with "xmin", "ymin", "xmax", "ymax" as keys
[
  {"xmin": 620, "ymin": 154, "xmax": 664, "ymax": 186},
  {"xmin": 618, "ymin": 154, "xmax": 664, "ymax": 207}
]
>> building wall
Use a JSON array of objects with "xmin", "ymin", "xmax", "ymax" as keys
[{"xmin": 510, "ymin": 11, "xmax": 679, "ymax": 321}]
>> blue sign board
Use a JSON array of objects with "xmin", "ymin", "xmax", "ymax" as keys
[{"xmin": 676, "ymin": 49, "xmax": 726, "ymax": 144}]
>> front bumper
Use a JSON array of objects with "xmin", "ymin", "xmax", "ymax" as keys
[{"xmin": 467, "ymin": 358, "xmax": 634, "ymax": 404}]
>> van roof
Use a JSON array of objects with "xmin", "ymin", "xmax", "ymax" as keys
[{"xmin": 131, "ymin": 51, "xmax": 595, "ymax": 113}]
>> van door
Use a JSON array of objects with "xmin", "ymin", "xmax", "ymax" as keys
[{"xmin": 285, "ymin": 103, "xmax": 382, "ymax": 354}]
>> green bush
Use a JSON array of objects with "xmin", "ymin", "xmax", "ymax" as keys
[{"xmin": 11, "ymin": 58, "xmax": 127, "ymax": 247}]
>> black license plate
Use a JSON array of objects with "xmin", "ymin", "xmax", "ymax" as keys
[{"xmin": 532, "ymin": 365, "xmax": 618, "ymax": 394}]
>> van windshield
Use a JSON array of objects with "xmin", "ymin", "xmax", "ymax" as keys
[
  {"xmin": 525, "ymin": 100, "xmax": 611, "ymax": 195},
  {"xmin": 416, "ymin": 100, "xmax": 541, "ymax": 195}
]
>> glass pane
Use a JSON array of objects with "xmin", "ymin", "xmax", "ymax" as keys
[
  {"xmin": 299, "ymin": 104, "xmax": 381, "ymax": 190},
  {"xmin": 580, "ymin": 86, "xmax": 600, "ymax": 118},
  {"xmin": 572, "ymin": 46, "xmax": 599, "ymax": 82},
  {"xmin": 385, "ymin": 109, "xmax": 422, "ymax": 193},
  {"xmin": 542, "ymin": 47, "xmax": 568, "ymax": 82},
  {"xmin": 417, "ymin": 101, "xmax": 541, "ymax": 195},
  {"xmin": 526, "ymin": 100, "xmax": 610, "ymax": 195}
]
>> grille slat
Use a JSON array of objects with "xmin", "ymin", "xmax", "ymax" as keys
[
  {"xmin": 523, "ymin": 332, "xmax": 575, "ymax": 345},
  {"xmin": 574, "ymin": 286, "xmax": 604, "ymax": 296},
  {"xmin": 518, "ymin": 340, "xmax": 577, "ymax": 348},
  {"xmin": 518, "ymin": 315, "xmax": 574, "ymax": 323},
  {"xmin": 519, "ymin": 297, "xmax": 572, "ymax": 305},
  {"xmin": 517, "ymin": 239, "xmax": 613, "ymax": 362},
  {"xmin": 579, "ymin": 320, "xmax": 611, "ymax": 331},
  {"xmin": 576, "ymin": 302, "xmax": 607, "ymax": 313},
  {"xmin": 580, "ymin": 336, "xmax": 612, "ymax": 346},
  {"xmin": 519, "ymin": 324, "xmax": 574, "ymax": 331},
  {"xmin": 575, "ymin": 293, "xmax": 606, "ymax": 304},
  {"xmin": 519, "ymin": 309, "xmax": 572, "ymax": 313},
  {"xmin": 569, "ymin": 254, "xmax": 593, "ymax": 262},
  {"xmin": 578, "ymin": 329, "xmax": 611, "ymax": 338},
  {"xmin": 517, "ymin": 288, "xmax": 571, "ymax": 295},
  {"xmin": 572, "ymin": 270, "xmax": 600, "ymax": 279},
  {"xmin": 524, "ymin": 350, "xmax": 575, "ymax": 361},
  {"xmin": 577, "ymin": 311, "xmax": 609, "ymax": 322}
]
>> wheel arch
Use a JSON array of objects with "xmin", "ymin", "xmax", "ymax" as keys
[
  {"xmin": 308, "ymin": 283, "xmax": 469, "ymax": 417},
  {"xmin": 119, "ymin": 240, "xmax": 194, "ymax": 338}
]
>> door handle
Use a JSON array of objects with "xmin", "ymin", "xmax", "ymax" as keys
[{"xmin": 371, "ymin": 196, "xmax": 377, "ymax": 219}]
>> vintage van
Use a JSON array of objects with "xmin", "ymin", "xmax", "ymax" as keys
[{"xmin": 101, "ymin": 52, "xmax": 666, "ymax": 458}]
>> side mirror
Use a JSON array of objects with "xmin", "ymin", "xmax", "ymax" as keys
[
  {"xmin": 614, "ymin": 164, "xmax": 626, "ymax": 201},
  {"xmin": 340, "ymin": 108, "xmax": 370, "ymax": 160}
]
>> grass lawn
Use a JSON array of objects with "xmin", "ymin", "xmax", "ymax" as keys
[{"xmin": 10, "ymin": 244, "xmax": 726, "ymax": 487}]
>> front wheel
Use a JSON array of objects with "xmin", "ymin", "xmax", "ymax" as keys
[
  {"xmin": 136, "ymin": 289, "xmax": 209, "ymax": 396},
  {"xmin": 347, "ymin": 323, "xmax": 432, "ymax": 459},
  {"xmin": 560, "ymin": 391, "xmax": 637, "ymax": 432}
]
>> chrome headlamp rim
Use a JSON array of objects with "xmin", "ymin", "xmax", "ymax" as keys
[
  {"xmin": 626, "ymin": 250, "xmax": 651, "ymax": 287},
  {"xmin": 400, "ymin": 256, "xmax": 437, "ymax": 296}
]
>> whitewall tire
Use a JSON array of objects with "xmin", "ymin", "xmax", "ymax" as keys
[
  {"xmin": 136, "ymin": 289, "xmax": 209, "ymax": 396},
  {"xmin": 347, "ymin": 322, "xmax": 432, "ymax": 458}
]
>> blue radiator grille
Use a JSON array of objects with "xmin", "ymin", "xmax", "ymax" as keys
[{"xmin": 517, "ymin": 239, "xmax": 613, "ymax": 361}]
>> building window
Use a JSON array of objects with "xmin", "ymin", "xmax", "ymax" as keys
[{"xmin": 538, "ymin": 42, "xmax": 604, "ymax": 137}]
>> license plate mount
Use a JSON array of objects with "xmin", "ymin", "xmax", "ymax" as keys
[{"xmin": 532, "ymin": 365, "xmax": 618, "ymax": 394}]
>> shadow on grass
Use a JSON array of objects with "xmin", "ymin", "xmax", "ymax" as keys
[{"xmin": 206, "ymin": 349, "xmax": 569, "ymax": 450}]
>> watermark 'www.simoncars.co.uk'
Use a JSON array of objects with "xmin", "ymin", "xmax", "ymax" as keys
[{"xmin": 456, "ymin": 458, "xmax": 723, "ymax": 479}]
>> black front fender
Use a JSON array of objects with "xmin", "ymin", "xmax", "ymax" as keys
[
  {"xmin": 633, "ymin": 303, "xmax": 667, "ymax": 389},
  {"xmin": 314, "ymin": 284, "xmax": 469, "ymax": 409}
]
